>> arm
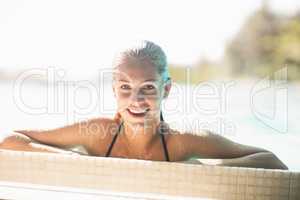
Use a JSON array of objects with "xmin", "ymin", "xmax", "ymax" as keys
[
  {"xmin": 193, "ymin": 152, "xmax": 288, "ymax": 169},
  {"xmin": 0, "ymin": 132, "xmax": 81, "ymax": 155},
  {"xmin": 214, "ymin": 152, "xmax": 287, "ymax": 169},
  {"xmin": 0, "ymin": 117, "xmax": 113, "ymax": 155},
  {"xmin": 184, "ymin": 131, "xmax": 288, "ymax": 170}
]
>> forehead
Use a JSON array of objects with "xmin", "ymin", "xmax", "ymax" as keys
[{"xmin": 114, "ymin": 57, "xmax": 160, "ymax": 82}]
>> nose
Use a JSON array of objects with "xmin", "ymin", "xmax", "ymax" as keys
[{"xmin": 130, "ymin": 88, "xmax": 145, "ymax": 104}]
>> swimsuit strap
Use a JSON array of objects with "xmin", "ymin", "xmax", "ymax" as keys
[
  {"xmin": 160, "ymin": 133, "xmax": 170, "ymax": 162},
  {"xmin": 105, "ymin": 121, "xmax": 123, "ymax": 157},
  {"xmin": 159, "ymin": 112, "xmax": 170, "ymax": 162},
  {"xmin": 105, "ymin": 112, "xmax": 170, "ymax": 162}
]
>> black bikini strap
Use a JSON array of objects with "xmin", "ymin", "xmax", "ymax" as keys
[
  {"xmin": 106, "ymin": 114, "xmax": 170, "ymax": 162},
  {"xmin": 105, "ymin": 121, "xmax": 123, "ymax": 157},
  {"xmin": 159, "ymin": 112, "xmax": 170, "ymax": 162}
]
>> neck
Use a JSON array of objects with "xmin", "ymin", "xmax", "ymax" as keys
[{"xmin": 121, "ymin": 118, "xmax": 161, "ymax": 151}]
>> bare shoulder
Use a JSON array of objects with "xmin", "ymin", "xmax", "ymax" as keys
[
  {"xmin": 166, "ymin": 128, "xmax": 210, "ymax": 161},
  {"xmin": 78, "ymin": 117, "xmax": 120, "ymax": 138},
  {"xmin": 77, "ymin": 117, "xmax": 121, "ymax": 156},
  {"xmin": 167, "ymin": 128, "xmax": 210, "ymax": 145}
]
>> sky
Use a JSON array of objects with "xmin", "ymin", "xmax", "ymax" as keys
[{"xmin": 1, "ymin": 0, "xmax": 300, "ymax": 79}]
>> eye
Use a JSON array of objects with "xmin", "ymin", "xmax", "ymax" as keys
[
  {"xmin": 141, "ymin": 84, "xmax": 157, "ymax": 95},
  {"xmin": 120, "ymin": 84, "xmax": 131, "ymax": 90},
  {"xmin": 142, "ymin": 84, "xmax": 155, "ymax": 90}
]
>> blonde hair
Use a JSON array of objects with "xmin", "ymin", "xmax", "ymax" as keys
[{"xmin": 113, "ymin": 40, "xmax": 170, "ymax": 81}]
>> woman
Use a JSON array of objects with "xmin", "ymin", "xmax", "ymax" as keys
[{"xmin": 0, "ymin": 40, "xmax": 287, "ymax": 169}]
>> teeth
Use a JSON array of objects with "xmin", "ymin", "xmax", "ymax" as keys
[{"xmin": 128, "ymin": 108, "xmax": 148, "ymax": 114}]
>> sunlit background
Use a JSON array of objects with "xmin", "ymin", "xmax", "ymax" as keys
[{"xmin": 0, "ymin": 0, "xmax": 300, "ymax": 170}]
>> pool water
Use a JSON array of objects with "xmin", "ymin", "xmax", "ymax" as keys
[{"xmin": 0, "ymin": 79, "xmax": 299, "ymax": 170}]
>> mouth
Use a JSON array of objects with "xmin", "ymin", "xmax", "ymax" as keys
[{"xmin": 126, "ymin": 108, "xmax": 150, "ymax": 117}]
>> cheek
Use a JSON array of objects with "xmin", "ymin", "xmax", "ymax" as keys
[
  {"xmin": 117, "ymin": 92, "xmax": 131, "ymax": 99},
  {"xmin": 115, "ymin": 92, "xmax": 130, "ymax": 108},
  {"xmin": 147, "ymin": 96, "xmax": 163, "ymax": 109}
]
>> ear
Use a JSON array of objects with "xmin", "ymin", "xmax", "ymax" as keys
[{"xmin": 163, "ymin": 78, "xmax": 172, "ymax": 99}]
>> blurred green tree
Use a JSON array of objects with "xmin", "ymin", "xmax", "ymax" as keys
[
  {"xmin": 225, "ymin": 3, "xmax": 280, "ymax": 76},
  {"xmin": 270, "ymin": 15, "xmax": 300, "ymax": 79},
  {"xmin": 225, "ymin": 2, "xmax": 300, "ymax": 80},
  {"xmin": 170, "ymin": 2, "xmax": 300, "ymax": 83}
]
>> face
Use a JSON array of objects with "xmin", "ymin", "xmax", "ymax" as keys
[{"xmin": 113, "ymin": 57, "xmax": 171, "ymax": 125}]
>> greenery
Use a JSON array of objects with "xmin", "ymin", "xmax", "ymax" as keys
[{"xmin": 170, "ymin": 3, "xmax": 300, "ymax": 83}]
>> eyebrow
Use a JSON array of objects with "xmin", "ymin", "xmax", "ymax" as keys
[{"xmin": 117, "ymin": 79, "xmax": 157, "ymax": 82}]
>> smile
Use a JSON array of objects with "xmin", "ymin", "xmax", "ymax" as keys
[{"xmin": 127, "ymin": 108, "xmax": 150, "ymax": 117}]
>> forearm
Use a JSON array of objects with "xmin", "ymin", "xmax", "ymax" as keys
[
  {"xmin": 199, "ymin": 152, "xmax": 288, "ymax": 170},
  {"xmin": 0, "ymin": 133, "xmax": 79, "ymax": 155}
]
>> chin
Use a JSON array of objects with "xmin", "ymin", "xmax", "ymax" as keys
[{"xmin": 119, "ymin": 109, "xmax": 159, "ymax": 124}]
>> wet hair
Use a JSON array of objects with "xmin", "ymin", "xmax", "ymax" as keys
[{"xmin": 113, "ymin": 40, "xmax": 170, "ymax": 81}]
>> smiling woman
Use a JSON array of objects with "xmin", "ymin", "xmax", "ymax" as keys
[{"xmin": 0, "ymin": 40, "xmax": 288, "ymax": 169}]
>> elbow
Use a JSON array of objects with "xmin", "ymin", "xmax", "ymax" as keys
[
  {"xmin": 0, "ymin": 135, "xmax": 16, "ymax": 149},
  {"xmin": 280, "ymin": 164, "xmax": 289, "ymax": 170},
  {"xmin": 273, "ymin": 157, "xmax": 289, "ymax": 170},
  {"xmin": 0, "ymin": 133, "xmax": 31, "ymax": 150},
  {"xmin": 264, "ymin": 152, "xmax": 288, "ymax": 170}
]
